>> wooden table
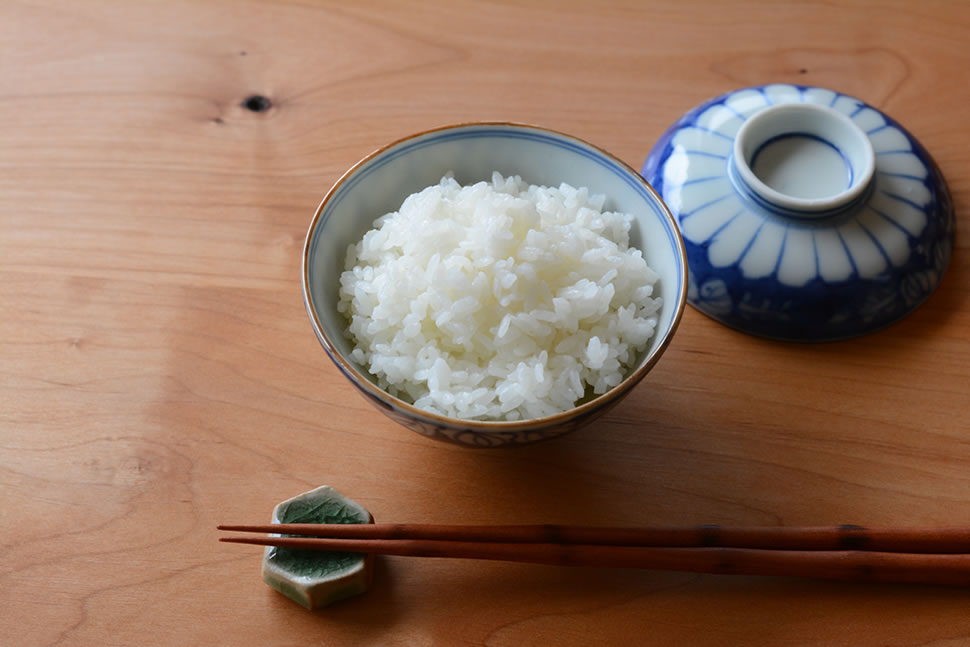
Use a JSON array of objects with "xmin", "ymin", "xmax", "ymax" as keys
[{"xmin": 3, "ymin": 1, "xmax": 968, "ymax": 644}]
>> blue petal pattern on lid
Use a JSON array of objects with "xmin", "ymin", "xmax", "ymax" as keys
[{"xmin": 643, "ymin": 84, "xmax": 954, "ymax": 341}]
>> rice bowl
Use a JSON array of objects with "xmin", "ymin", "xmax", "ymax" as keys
[{"xmin": 303, "ymin": 123, "xmax": 687, "ymax": 447}]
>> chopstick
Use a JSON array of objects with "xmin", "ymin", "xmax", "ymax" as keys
[
  {"xmin": 218, "ymin": 523, "xmax": 970, "ymax": 553},
  {"xmin": 217, "ymin": 524, "xmax": 970, "ymax": 586}
]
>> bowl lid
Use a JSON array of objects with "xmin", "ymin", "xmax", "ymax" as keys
[{"xmin": 642, "ymin": 84, "xmax": 954, "ymax": 341}]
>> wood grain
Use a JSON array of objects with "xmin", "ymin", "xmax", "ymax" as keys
[{"xmin": 2, "ymin": 0, "xmax": 969, "ymax": 644}]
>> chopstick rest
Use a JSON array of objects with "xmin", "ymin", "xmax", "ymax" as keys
[{"xmin": 256, "ymin": 486, "xmax": 375, "ymax": 610}]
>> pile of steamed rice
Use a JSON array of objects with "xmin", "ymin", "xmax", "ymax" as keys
[{"xmin": 337, "ymin": 172, "xmax": 661, "ymax": 421}]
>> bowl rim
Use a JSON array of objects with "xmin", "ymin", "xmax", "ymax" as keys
[{"xmin": 302, "ymin": 121, "xmax": 688, "ymax": 430}]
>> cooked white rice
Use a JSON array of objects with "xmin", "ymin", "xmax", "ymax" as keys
[{"xmin": 337, "ymin": 172, "xmax": 661, "ymax": 421}]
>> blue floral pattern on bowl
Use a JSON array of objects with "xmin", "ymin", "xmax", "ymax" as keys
[{"xmin": 643, "ymin": 84, "xmax": 954, "ymax": 341}]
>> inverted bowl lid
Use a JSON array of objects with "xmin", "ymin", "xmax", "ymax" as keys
[{"xmin": 643, "ymin": 84, "xmax": 954, "ymax": 342}]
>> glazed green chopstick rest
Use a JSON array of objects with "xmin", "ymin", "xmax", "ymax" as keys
[{"xmin": 261, "ymin": 486, "xmax": 374, "ymax": 609}]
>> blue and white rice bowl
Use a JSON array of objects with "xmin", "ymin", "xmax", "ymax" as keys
[
  {"xmin": 643, "ymin": 84, "xmax": 954, "ymax": 342},
  {"xmin": 304, "ymin": 123, "xmax": 687, "ymax": 447}
]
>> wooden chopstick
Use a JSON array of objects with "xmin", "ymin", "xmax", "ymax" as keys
[
  {"xmin": 217, "ymin": 523, "xmax": 970, "ymax": 553},
  {"xmin": 218, "ymin": 533, "xmax": 970, "ymax": 586}
]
